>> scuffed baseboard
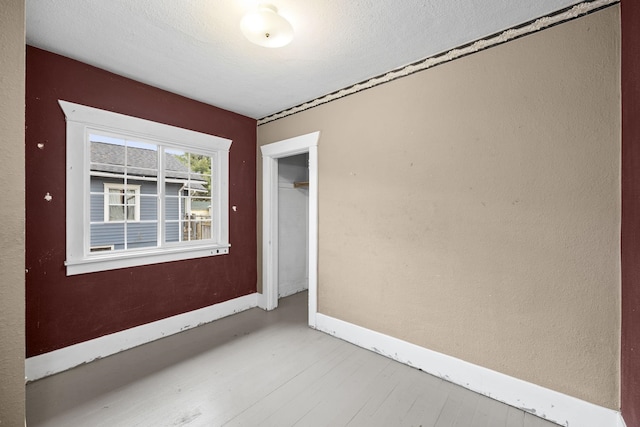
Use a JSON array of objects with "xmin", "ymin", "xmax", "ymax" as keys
[
  {"xmin": 315, "ymin": 313, "xmax": 625, "ymax": 427},
  {"xmin": 26, "ymin": 293, "xmax": 258, "ymax": 382}
]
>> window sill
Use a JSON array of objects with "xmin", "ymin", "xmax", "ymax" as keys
[{"xmin": 65, "ymin": 244, "xmax": 230, "ymax": 276}]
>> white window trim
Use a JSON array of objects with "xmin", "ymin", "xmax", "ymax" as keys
[
  {"xmin": 60, "ymin": 100, "xmax": 232, "ymax": 276},
  {"xmin": 103, "ymin": 183, "xmax": 141, "ymax": 223}
]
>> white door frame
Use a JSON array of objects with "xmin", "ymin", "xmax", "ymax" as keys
[{"xmin": 258, "ymin": 131, "xmax": 319, "ymax": 328}]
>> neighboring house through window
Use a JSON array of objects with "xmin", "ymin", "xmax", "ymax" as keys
[{"xmin": 60, "ymin": 100, "xmax": 232, "ymax": 275}]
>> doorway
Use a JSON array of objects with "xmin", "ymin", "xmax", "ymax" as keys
[
  {"xmin": 277, "ymin": 153, "xmax": 309, "ymax": 299},
  {"xmin": 259, "ymin": 132, "xmax": 319, "ymax": 328}
]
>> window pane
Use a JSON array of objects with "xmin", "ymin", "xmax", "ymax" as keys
[
  {"xmin": 164, "ymin": 195, "xmax": 180, "ymax": 221},
  {"xmin": 165, "ymin": 221, "xmax": 180, "ymax": 243},
  {"xmin": 125, "ymin": 189, "xmax": 136, "ymax": 221},
  {"xmin": 90, "ymin": 135, "xmax": 125, "ymax": 173},
  {"xmin": 191, "ymin": 197, "xmax": 212, "ymax": 219},
  {"xmin": 107, "ymin": 187, "xmax": 125, "ymax": 222},
  {"xmin": 110, "ymin": 205, "xmax": 124, "ymax": 221},
  {"xmin": 104, "ymin": 185, "xmax": 139, "ymax": 222},
  {"xmin": 126, "ymin": 223, "xmax": 157, "ymax": 249},
  {"xmin": 183, "ymin": 217, "xmax": 195, "ymax": 242},
  {"xmin": 109, "ymin": 188, "xmax": 123, "ymax": 205},
  {"xmin": 163, "ymin": 148, "xmax": 214, "ymax": 244},
  {"xmin": 126, "ymin": 140, "xmax": 158, "ymax": 176},
  {"xmin": 181, "ymin": 196, "xmax": 212, "ymax": 242},
  {"xmin": 165, "ymin": 148, "xmax": 189, "ymax": 180},
  {"xmin": 139, "ymin": 194, "xmax": 157, "ymax": 221},
  {"xmin": 180, "ymin": 195, "xmax": 192, "ymax": 241},
  {"xmin": 188, "ymin": 217, "xmax": 212, "ymax": 241},
  {"xmin": 90, "ymin": 193, "xmax": 103, "ymax": 222},
  {"xmin": 189, "ymin": 154, "xmax": 212, "ymax": 195},
  {"xmin": 90, "ymin": 136, "xmax": 159, "ymax": 177},
  {"xmin": 90, "ymin": 223, "xmax": 124, "ymax": 250},
  {"xmin": 140, "ymin": 181, "xmax": 158, "ymax": 195},
  {"xmin": 191, "ymin": 197, "xmax": 212, "ymax": 241}
]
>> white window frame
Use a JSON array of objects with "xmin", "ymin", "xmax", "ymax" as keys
[
  {"xmin": 60, "ymin": 100, "xmax": 232, "ymax": 276},
  {"xmin": 103, "ymin": 183, "xmax": 141, "ymax": 223}
]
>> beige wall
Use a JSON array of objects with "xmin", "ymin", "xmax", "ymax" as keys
[
  {"xmin": 258, "ymin": 6, "xmax": 621, "ymax": 409},
  {"xmin": 0, "ymin": 0, "xmax": 26, "ymax": 424}
]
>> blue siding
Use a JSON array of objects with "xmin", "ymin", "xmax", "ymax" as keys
[
  {"xmin": 139, "ymin": 195, "xmax": 157, "ymax": 221},
  {"xmin": 90, "ymin": 223, "xmax": 124, "ymax": 249},
  {"xmin": 90, "ymin": 222, "xmax": 157, "ymax": 250},
  {"xmin": 164, "ymin": 183, "xmax": 182, "ymax": 243},
  {"xmin": 90, "ymin": 193, "xmax": 104, "ymax": 222},
  {"xmin": 89, "ymin": 177, "xmax": 178, "ymax": 250},
  {"xmin": 165, "ymin": 196, "xmax": 180, "ymax": 220},
  {"xmin": 166, "ymin": 222, "xmax": 180, "ymax": 243},
  {"xmin": 125, "ymin": 223, "xmax": 158, "ymax": 249}
]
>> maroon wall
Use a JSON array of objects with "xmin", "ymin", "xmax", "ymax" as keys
[
  {"xmin": 622, "ymin": 0, "xmax": 640, "ymax": 426},
  {"xmin": 25, "ymin": 46, "xmax": 257, "ymax": 357}
]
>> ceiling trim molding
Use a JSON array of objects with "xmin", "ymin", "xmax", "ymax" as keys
[{"xmin": 258, "ymin": 0, "xmax": 618, "ymax": 126}]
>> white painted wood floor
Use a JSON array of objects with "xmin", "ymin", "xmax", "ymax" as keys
[{"xmin": 27, "ymin": 292, "xmax": 559, "ymax": 427}]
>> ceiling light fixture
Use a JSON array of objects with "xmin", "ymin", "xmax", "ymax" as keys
[{"xmin": 240, "ymin": 4, "xmax": 293, "ymax": 48}]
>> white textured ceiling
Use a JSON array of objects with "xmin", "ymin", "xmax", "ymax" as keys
[{"xmin": 26, "ymin": 0, "xmax": 583, "ymax": 120}]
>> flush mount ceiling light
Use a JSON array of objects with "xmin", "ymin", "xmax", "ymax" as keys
[{"xmin": 240, "ymin": 4, "xmax": 293, "ymax": 48}]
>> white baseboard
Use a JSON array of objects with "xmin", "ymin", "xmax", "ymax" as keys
[
  {"xmin": 25, "ymin": 293, "xmax": 259, "ymax": 382},
  {"xmin": 315, "ymin": 313, "xmax": 625, "ymax": 427}
]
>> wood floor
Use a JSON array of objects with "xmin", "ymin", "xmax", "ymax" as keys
[{"xmin": 27, "ymin": 291, "xmax": 560, "ymax": 427}]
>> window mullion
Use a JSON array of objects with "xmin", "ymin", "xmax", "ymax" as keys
[{"xmin": 158, "ymin": 145, "xmax": 165, "ymax": 248}]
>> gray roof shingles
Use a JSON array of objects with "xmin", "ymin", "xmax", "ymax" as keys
[{"xmin": 90, "ymin": 141, "xmax": 208, "ymax": 186}]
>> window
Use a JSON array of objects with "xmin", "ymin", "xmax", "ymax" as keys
[
  {"xmin": 103, "ymin": 183, "xmax": 140, "ymax": 222},
  {"xmin": 60, "ymin": 100, "xmax": 232, "ymax": 275}
]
